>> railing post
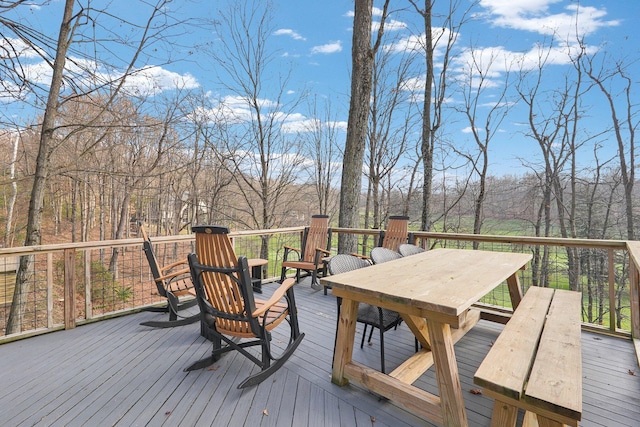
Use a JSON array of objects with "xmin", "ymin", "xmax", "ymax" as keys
[
  {"xmin": 609, "ymin": 249, "xmax": 615, "ymax": 332},
  {"xmin": 85, "ymin": 250, "xmax": 92, "ymax": 319},
  {"xmin": 47, "ymin": 253, "xmax": 53, "ymax": 328},
  {"xmin": 64, "ymin": 248, "xmax": 76, "ymax": 329},
  {"xmin": 630, "ymin": 255, "xmax": 640, "ymax": 339}
]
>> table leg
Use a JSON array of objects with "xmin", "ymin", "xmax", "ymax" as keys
[
  {"xmin": 251, "ymin": 264, "xmax": 263, "ymax": 293},
  {"xmin": 332, "ymin": 298, "xmax": 358, "ymax": 386},
  {"xmin": 402, "ymin": 314, "xmax": 431, "ymax": 350},
  {"xmin": 427, "ymin": 319, "xmax": 468, "ymax": 427},
  {"xmin": 506, "ymin": 272, "xmax": 523, "ymax": 309}
]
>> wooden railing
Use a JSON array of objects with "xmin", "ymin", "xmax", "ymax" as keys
[{"xmin": 0, "ymin": 227, "xmax": 638, "ymax": 351}]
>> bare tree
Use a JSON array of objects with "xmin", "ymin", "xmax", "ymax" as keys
[
  {"xmin": 583, "ymin": 52, "xmax": 638, "ymax": 240},
  {"xmin": 202, "ymin": 0, "xmax": 308, "ymax": 260},
  {"xmin": 364, "ymin": 36, "xmax": 417, "ymax": 236},
  {"xmin": 453, "ymin": 45, "xmax": 511, "ymax": 248},
  {"xmin": 301, "ymin": 96, "xmax": 341, "ymax": 216},
  {"xmin": 408, "ymin": 0, "xmax": 474, "ymax": 231},
  {"xmin": 3, "ymin": 0, "xmax": 180, "ymax": 334}
]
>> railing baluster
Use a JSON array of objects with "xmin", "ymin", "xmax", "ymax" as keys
[{"xmin": 64, "ymin": 248, "xmax": 76, "ymax": 329}]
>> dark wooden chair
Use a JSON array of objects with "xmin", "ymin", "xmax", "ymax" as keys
[
  {"xmin": 280, "ymin": 214, "xmax": 331, "ymax": 291},
  {"xmin": 185, "ymin": 225, "xmax": 304, "ymax": 389},
  {"xmin": 328, "ymin": 254, "xmax": 403, "ymax": 374},
  {"xmin": 139, "ymin": 224, "xmax": 199, "ymax": 328}
]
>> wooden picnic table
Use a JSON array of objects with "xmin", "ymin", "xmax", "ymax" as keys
[{"xmin": 322, "ymin": 248, "xmax": 531, "ymax": 427}]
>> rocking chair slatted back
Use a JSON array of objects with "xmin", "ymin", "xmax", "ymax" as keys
[
  {"xmin": 301, "ymin": 214, "xmax": 330, "ymax": 263},
  {"xmin": 380, "ymin": 215, "xmax": 409, "ymax": 252}
]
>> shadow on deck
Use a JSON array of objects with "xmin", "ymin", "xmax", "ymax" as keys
[{"xmin": 1, "ymin": 279, "xmax": 639, "ymax": 426}]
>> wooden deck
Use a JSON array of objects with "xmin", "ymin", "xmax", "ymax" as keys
[{"xmin": 1, "ymin": 279, "xmax": 639, "ymax": 426}]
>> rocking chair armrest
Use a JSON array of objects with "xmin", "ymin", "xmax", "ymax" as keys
[
  {"xmin": 156, "ymin": 267, "xmax": 190, "ymax": 282},
  {"xmin": 282, "ymin": 246, "xmax": 302, "ymax": 261},
  {"xmin": 350, "ymin": 252, "xmax": 370, "ymax": 260},
  {"xmin": 252, "ymin": 278, "xmax": 296, "ymax": 317},
  {"xmin": 160, "ymin": 258, "xmax": 189, "ymax": 273},
  {"xmin": 314, "ymin": 248, "xmax": 331, "ymax": 256}
]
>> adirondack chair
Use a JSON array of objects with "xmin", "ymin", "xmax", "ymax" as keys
[
  {"xmin": 353, "ymin": 215, "xmax": 409, "ymax": 260},
  {"xmin": 280, "ymin": 214, "xmax": 331, "ymax": 291},
  {"xmin": 185, "ymin": 225, "xmax": 304, "ymax": 389},
  {"xmin": 139, "ymin": 224, "xmax": 199, "ymax": 328}
]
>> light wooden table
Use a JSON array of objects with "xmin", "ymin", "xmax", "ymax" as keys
[{"xmin": 321, "ymin": 248, "xmax": 532, "ymax": 427}]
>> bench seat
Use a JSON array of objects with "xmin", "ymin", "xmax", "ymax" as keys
[{"xmin": 474, "ymin": 286, "xmax": 582, "ymax": 427}]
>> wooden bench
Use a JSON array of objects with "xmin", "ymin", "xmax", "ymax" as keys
[{"xmin": 474, "ymin": 286, "xmax": 582, "ymax": 427}]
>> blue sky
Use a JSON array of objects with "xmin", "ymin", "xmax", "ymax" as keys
[{"xmin": 2, "ymin": 0, "xmax": 639, "ymax": 179}]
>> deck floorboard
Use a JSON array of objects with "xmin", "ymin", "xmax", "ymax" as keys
[{"xmin": 0, "ymin": 280, "xmax": 638, "ymax": 426}]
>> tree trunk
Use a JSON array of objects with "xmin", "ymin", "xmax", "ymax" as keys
[
  {"xmin": 338, "ymin": 0, "xmax": 373, "ymax": 253},
  {"xmin": 6, "ymin": 0, "xmax": 75, "ymax": 334}
]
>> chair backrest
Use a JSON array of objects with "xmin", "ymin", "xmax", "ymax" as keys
[
  {"xmin": 301, "ymin": 214, "xmax": 330, "ymax": 262},
  {"xmin": 328, "ymin": 254, "xmax": 371, "ymax": 275},
  {"xmin": 139, "ymin": 223, "xmax": 166, "ymax": 297},
  {"xmin": 398, "ymin": 243, "xmax": 425, "ymax": 257},
  {"xmin": 370, "ymin": 247, "xmax": 402, "ymax": 264},
  {"xmin": 380, "ymin": 216, "xmax": 409, "ymax": 252},
  {"xmin": 191, "ymin": 225, "xmax": 257, "ymax": 336}
]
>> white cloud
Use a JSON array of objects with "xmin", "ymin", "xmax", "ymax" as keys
[
  {"xmin": 372, "ymin": 19, "xmax": 407, "ymax": 33},
  {"xmin": 384, "ymin": 27, "xmax": 455, "ymax": 58},
  {"xmin": 310, "ymin": 41, "xmax": 342, "ymax": 55},
  {"xmin": 479, "ymin": 0, "xmax": 620, "ymax": 38},
  {"xmin": 274, "ymin": 29, "xmax": 306, "ymax": 41},
  {"xmin": 121, "ymin": 66, "xmax": 200, "ymax": 96}
]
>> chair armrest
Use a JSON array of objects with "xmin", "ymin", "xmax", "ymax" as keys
[
  {"xmin": 282, "ymin": 246, "xmax": 302, "ymax": 262},
  {"xmin": 350, "ymin": 252, "xmax": 370, "ymax": 260},
  {"xmin": 156, "ymin": 267, "xmax": 190, "ymax": 283},
  {"xmin": 162, "ymin": 258, "xmax": 189, "ymax": 270},
  {"xmin": 252, "ymin": 278, "xmax": 296, "ymax": 317}
]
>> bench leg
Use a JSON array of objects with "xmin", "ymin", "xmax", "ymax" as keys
[{"xmin": 490, "ymin": 400, "xmax": 517, "ymax": 427}]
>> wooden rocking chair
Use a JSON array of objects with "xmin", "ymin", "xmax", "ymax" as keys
[
  {"xmin": 185, "ymin": 225, "xmax": 304, "ymax": 389},
  {"xmin": 280, "ymin": 214, "xmax": 331, "ymax": 291},
  {"xmin": 139, "ymin": 224, "xmax": 199, "ymax": 328}
]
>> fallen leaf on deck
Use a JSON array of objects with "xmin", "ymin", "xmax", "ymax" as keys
[
  {"xmin": 165, "ymin": 410, "xmax": 172, "ymax": 416},
  {"xmin": 207, "ymin": 365, "xmax": 219, "ymax": 371},
  {"xmin": 263, "ymin": 409, "xmax": 269, "ymax": 416},
  {"xmin": 470, "ymin": 388, "xmax": 483, "ymax": 395},
  {"xmin": 628, "ymin": 369, "xmax": 636, "ymax": 376},
  {"xmin": 370, "ymin": 416, "xmax": 376, "ymax": 422}
]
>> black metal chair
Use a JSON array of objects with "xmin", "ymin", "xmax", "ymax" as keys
[
  {"xmin": 398, "ymin": 243, "xmax": 425, "ymax": 257},
  {"xmin": 139, "ymin": 224, "xmax": 199, "ymax": 328},
  {"xmin": 328, "ymin": 254, "xmax": 402, "ymax": 374},
  {"xmin": 185, "ymin": 225, "xmax": 304, "ymax": 389}
]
